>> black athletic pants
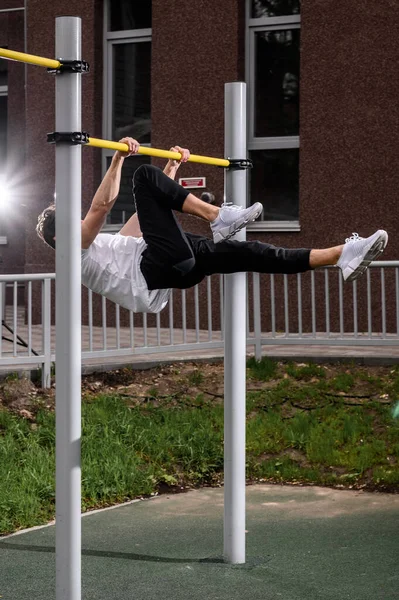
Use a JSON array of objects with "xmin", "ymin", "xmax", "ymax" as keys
[{"xmin": 134, "ymin": 165, "xmax": 311, "ymax": 290}]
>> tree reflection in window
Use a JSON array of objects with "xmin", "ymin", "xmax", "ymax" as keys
[
  {"xmin": 110, "ymin": 0, "xmax": 152, "ymax": 31},
  {"xmin": 250, "ymin": 149, "xmax": 299, "ymax": 221},
  {"xmin": 113, "ymin": 43, "xmax": 151, "ymax": 144},
  {"xmin": 255, "ymin": 29, "xmax": 299, "ymax": 137},
  {"xmin": 251, "ymin": 0, "xmax": 300, "ymax": 18}
]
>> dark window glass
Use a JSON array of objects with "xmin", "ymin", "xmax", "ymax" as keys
[
  {"xmin": 0, "ymin": 57, "xmax": 7, "ymax": 87},
  {"xmin": 255, "ymin": 29, "xmax": 299, "ymax": 137},
  {"xmin": 110, "ymin": 0, "xmax": 152, "ymax": 31},
  {"xmin": 251, "ymin": 0, "xmax": 300, "ymax": 18},
  {"xmin": 250, "ymin": 149, "xmax": 299, "ymax": 221},
  {"xmin": 113, "ymin": 42, "xmax": 151, "ymax": 144},
  {"xmin": 0, "ymin": 96, "xmax": 7, "ymax": 174},
  {"xmin": 107, "ymin": 155, "xmax": 151, "ymax": 224}
]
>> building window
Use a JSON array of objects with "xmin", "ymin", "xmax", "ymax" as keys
[
  {"xmin": 247, "ymin": 0, "xmax": 300, "ymax": 232},
  {"xmin": 103, "ymin": 0, "xmax": 152, "ymax": 227},
  {"xmin": 109, "ymin": 0, "xmax": 152, "ymax": 32}
]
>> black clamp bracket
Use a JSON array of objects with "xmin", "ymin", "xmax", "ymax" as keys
[
  {"xmin": 47, "ymin": 131, "xmax": 90, "ymax": 145},
  {"xmin": 47, "ymin": 60, "xmax": 90, "ymax": 75},
  {"xmin": 226, "ymin": 158, "xmax": 253, "ymax": 171}
]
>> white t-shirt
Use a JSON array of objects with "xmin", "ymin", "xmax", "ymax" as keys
[{"xmin": 81, "ymin": 233, "xmax": 171, "ymax": 313}]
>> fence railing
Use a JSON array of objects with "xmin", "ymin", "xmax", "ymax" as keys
[
  {"xmin": 0, "ymin": 274, "xmax": 53, "ymax": 387},
  {"xmin": 1, "ymin": 261, "xmax": 399, "ymax": 387}
]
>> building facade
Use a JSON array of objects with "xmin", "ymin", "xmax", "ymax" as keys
[{"xmin": 1, "ymin": 0, "xmax": 398, "ymax": 330}]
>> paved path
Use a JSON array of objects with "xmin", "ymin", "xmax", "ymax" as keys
[{"xmin": 1, "ymin": 485, "xmax": 398, "ymax": 600}]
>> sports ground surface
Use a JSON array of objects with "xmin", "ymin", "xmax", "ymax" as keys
[{"xmin": 0, "ymin": 484, "xmax": 398, "ymax": 600}]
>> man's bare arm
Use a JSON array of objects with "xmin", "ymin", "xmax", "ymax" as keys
[
  {"xmin": 163, "ymin": 146, "xmax": 190, "ymax": 181},
  {"xmin": 81, "ymin": 137, "xmax": 139, "ymax": 249},
  {"xmin": 119, "ymin": 145, "xmax": 190, "ymax": 238},
  {"xmin": 119, "ymin": 212, "xmax": 143, "ymax": 237}
]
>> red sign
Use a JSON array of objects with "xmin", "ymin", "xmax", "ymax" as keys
[{"xmin": 178, "ymin": 177, "xmax": 206, "ymax": 189}]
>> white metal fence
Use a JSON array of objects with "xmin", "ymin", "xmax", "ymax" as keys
[{"xmin": 1, "ymin": 261, "xmax": 399, "ymax": 387}]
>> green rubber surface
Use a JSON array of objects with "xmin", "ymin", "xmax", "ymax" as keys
[{"xmin": 1, "ymin": 485, "xmax": 398, "ymax": 600}]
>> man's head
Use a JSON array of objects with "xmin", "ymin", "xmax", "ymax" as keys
[{"xmin": 36, "ymin": 204, "xmax": 56, "ymax": 249}]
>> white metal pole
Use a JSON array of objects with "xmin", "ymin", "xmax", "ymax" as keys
[
  {"xmin": 55, "ymin": 16, "xmax": 82, "ymax": 600},
  {"xmin": 223, "ymin": 82, "xmax": 247, "ymax": 564}
]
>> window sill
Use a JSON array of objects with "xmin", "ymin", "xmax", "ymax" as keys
[
  {"xmin": 0, "ymin": 236, "xmax": 7, "ymax": 245},
  {"xmin": 247, "ymin": 221, "xmax": 300, "ymax": 233}
]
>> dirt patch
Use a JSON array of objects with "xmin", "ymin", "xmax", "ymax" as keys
[
  {"xmin": 84, "ymin": 362, "xmax": 225, "ymax": 407},
  {"xmin": 1, "ymin": 360, "xmax": 397, "ymax": 417},
  {"xmin": 0, "ymin": 377, "xmax": 52, "ymax": 416}
]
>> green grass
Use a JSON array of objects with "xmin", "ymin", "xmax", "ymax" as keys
[
  {"xmin": 0, "ymin": 397, "xmax": 225, "ymax": 535},
  {"xmin": 247, "ymin": 357, "xmax": 278, "ymax": 381},
  {"xmin": 0, "ymin": 410, "xmax": 56, "ymax": 534},
  {"xmin": 1, "ymin": 361, "xmax": 399, "ymax": 536},
  {"xmin": 187, "ymin": 370, "xmax": 205, "ymax": 387},
  {"xmin": 285, "ymin": 362, "xmax": 326, "ymax": 381},
  {"xmin": 330, "ymin": 373, "xmax": 355, "ymax": 392}
]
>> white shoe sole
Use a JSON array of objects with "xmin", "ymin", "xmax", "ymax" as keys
[
  {"xmin": 213, "ymin": 202, "xmax": 263, "ymax": 244},
  {"xmin": 343, "ymin": 231, "xmax": 388, "ymax": 282}
]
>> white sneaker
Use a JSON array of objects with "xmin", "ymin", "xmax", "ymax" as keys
[
  {"xmin": 211, "ymin": 202, "xmax": 263, "ymax": 243},
  {"xmin": 337, "ymin": 230, "xmax": 388, "ymax": 282}
]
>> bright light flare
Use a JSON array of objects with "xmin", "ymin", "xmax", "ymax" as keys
[{"xmin": 0, "ymin": 175, "xmax": 11, "ymax": 207}]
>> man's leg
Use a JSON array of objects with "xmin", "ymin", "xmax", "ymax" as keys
[
  {"xmin": 310, "ymin": 247, "xmax": 343, "ymax": 268},
  {"xmin": 149, "ymin": 234, "xmax": 314, "ymax": 290},
  {"xmin": 132, "ymin": 165, "xmax": 388, "ymax": 288},
  {"xmin": 133, "ymin": 164, "xmax": 221, "ymax": 288},
  {"xmin": 132, "ymin": 164, "xmax": 262, "ymax": 288},
  {"xmin": 132, "ymin": 163, "xmax": 262, "ymax": 246},
  {"xmin": 186, "ymin": 236, "xmax": 314, "ymax": 278},
  {"xmin": 169, "ymin": 230, "xmax": 387, "ymax": 288}
]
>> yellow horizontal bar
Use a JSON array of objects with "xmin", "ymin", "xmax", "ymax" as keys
[
  {"xmin": 0, "ymin": 47, "xmax": 61, "ymax": 70},
  {"xmin": 87, "ymin": 137, "xmax": 230, "ymax": 168}
]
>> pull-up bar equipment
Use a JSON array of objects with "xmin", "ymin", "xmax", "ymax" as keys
[
  {"xmin": 0, "ymin": 46, "xmax": 61, "ymax": 69},
  {"xmin": 0, "ymin": 20, "xmax": 248, "ymax": 599},
  {"xmin": 47, "ymin": 133, "xmax": 232, "ymax": 167},
  {"xmin": 0, "ymin": 46, "xmax": 89, "ymax": 73},
  {"xmin": 87, "ymin": 137, "xmax": 231, "ymax": 167},
  {"xmin": 0, "ymin": 45, "xmax": 235, "ymax": 168}
]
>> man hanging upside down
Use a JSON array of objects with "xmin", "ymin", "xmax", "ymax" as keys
[{"xmin": 36, "ymin": 137, "xmax": 388, "ymax": 314}]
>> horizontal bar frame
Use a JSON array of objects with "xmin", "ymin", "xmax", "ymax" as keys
[
  {"xmin": 0, "ymin": 47, "xmax": 60, "ymax": 69},
  {"xmin": 87, "ymin": 137, "xmax": 230, "ymax": 167}
]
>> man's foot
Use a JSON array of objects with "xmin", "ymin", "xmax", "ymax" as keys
[
  {"xmin": 337, "ymin": 230, "xmax": 388, "ymax": 282},
  {"xmin": 211, "ymin": 202, "xmax": 263, "ymax": 243}
]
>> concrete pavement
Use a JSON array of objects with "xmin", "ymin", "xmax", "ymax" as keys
[{"xmin": 1, "ymin": 484, "xmax": 398, "ymax": 600}]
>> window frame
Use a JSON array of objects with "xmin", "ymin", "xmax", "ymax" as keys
[
  {"xmin": 246, "ymin": 2, "xmax": 301, "ymax": 232},
  {"xmin": 102, "ymin": 1, "xmax": 152, "ymax": 230}
]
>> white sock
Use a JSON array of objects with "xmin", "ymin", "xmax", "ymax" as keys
[{"xmin": 211, "ymin": 211, "xmax": 221, "ymax": 225}]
